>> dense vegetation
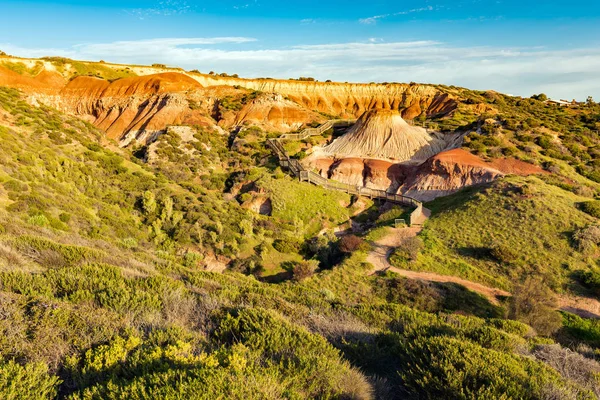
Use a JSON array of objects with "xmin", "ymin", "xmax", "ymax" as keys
[
  {"xmin": 1, "ymin": 84, "xmax": 600, "ymax": 399},
  {"xmin": 432, "ymin": 87, "xmax": 600, "ymax": 191}
]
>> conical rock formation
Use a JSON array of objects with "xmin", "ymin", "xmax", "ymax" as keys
[{"xmin": 322, "ymin": 109, "xmax": 447, "ymax": 162}]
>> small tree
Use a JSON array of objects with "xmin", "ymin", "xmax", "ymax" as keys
[
  {"xmin": 292, "ymin": 260, "xmax": 318, "ymax": 282},
  {"xmin": 509, "ymin": 276, "xmax": 562, "ymax": 336},
  {"xmin": 338, "ymin": 235, "xmax": 367, "ymax": 253},
  {"xmin": 573, "ymin": 224, "xmax": 600, "ymax": 255},
  {"xmin": 392, "ymin": 236, "xmax": 424, "ymax": 263},
  {"xmin": 587, "ymin": 96, "xmax": 595, "ymax": 106}
]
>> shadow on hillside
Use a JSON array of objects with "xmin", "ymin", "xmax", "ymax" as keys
[
  {"xmin": 457, "ymin": 246, "xmax": 496, "ymax": 261},
  {"xmin": 261, "ymin": 270, "xmax": 293, "ymax": 284},
  {"xmin": 434, "ymin": 281, "xmax": 505, "ymax": 318}
]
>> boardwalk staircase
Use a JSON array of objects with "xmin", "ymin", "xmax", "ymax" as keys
[{"xmin": 266, "ymin": 120, "xmax": 428, "ymax": 226}]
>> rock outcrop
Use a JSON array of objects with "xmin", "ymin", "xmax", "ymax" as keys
[
  {"xmin": 399, "ymin": 149, "xmax": 505, "ymax": 201},
  {"xmin": 57, "ymin": 73, "xmax": 205, "ymax": 143},
  {"xmin": 0, "ymin": 65, "xmax": 65, "ymax": 93},
  {"xmin": 187, "ymin": 75, "xmax": 458, "ymax": 120},
  {"xmin": 0, "ymin": 59, "xmax": 459, "ymax": 144},
  {"xmin": 309, "ymin": 146, "xmax": 546, "ymax": 202},
  {"xmin": 233, "ymin": 93, "xmax": 323, "ymax": 131},
  {"xmin": 322, "ymin": 109, "xmax": 449, "ymax": 162}
]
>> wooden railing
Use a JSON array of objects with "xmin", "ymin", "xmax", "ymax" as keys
[
  {"xmin": 265, "ymin": 119, "xmax": 425, "ymax": 213},
  {"xmin": 298, "ymin": 170, "xmax": 421, "ymax": 207}
]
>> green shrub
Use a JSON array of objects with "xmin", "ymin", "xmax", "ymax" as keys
[
  {"xmin": 2, "ymin": 179, "xmax": 28, "ymax": 192},
  {"xmin": 59, "ymin": 212, "xmax": 71, "ymax": 223},
  {"xmin": 390, "ymin": 236, "xmax": 423, "ymax": 264},
  {"xmin": 573, "ymin": 225, "xmax": 600, "ymax": 255},
  {"xmin": 273, "ymin": 237, "xmax": 301, "ymax": 253},
  {"xmin": 119, "ymin": 237, "xmax": 138, "ymax": 249},
  {"xmin": 490, "ymin": 241, "xmax": 519, "ymax": 264},
  {"xmin": 398, "ymin": 336, "xmax": 573, "ymax": 399},
  {"xmin": 291, "ymin": 260, "xmax": 318, "ymax": 282},
  {"xmin": 509, "ymin": 277, "xmax": 562, "ymax": 336},
  {"xmin": 12, "ymin": 235, "xmax": 103, "ymax": 265},
  {"xmin": 575, "ymin": 269, "xmax": 600, "ymax": 295},
  {"xmin": 561, "ymin": 312, "xmax": 600, "ymax": 347},
  {"xmin": 0, "ymin": 359, "xmax": 59, "ymax": 400},
  {"xmin": 27, "ymin": 215, "xmax": 50, "ymax": 227},
  {"xmin": 183, "ymin": 251, "xmax": 203, "ymax": 267}
]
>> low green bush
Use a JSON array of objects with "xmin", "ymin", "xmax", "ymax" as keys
[{"xmin": 0, "ymin": 359, "xmax": 59, "ymax": 399}]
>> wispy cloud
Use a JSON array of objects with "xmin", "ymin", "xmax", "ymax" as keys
[
  {"xmin": 74, "ymin": 37, "xmax": 257, "ymax": 55},
  {"xmin": 359, "ymin": 6, "xmax": 435, "ymax": 25},
  {"xmin": 125, "ymin": 0, "xmax": 192, "ymax": 20},
  {"xmin": 2, "ymin": 38, "xmax": 600, "ymax": 100}
]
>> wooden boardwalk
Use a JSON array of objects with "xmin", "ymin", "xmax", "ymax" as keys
[{"xmin": 266, "ymin": 120, "xmax": 427, "ymax": 226}]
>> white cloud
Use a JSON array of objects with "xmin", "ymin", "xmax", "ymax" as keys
[
  {"xmin": 125, "ymin": 0, "xmax": 193, "ymax": 19},
  {"xmin": 2, "ymin": 38, "xmax": 600, "ymax": 100},
  {"xmin": 359, "ymin": 6, "xmax": 435, "ymax": 25}
]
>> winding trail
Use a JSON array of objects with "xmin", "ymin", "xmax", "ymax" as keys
[
  {"xmin": 367, "ymin": 224, "xmax": 600, "ymax": 317},
  {"xmin": 367, "ymin": 225, "xmax": 510, "ymax": 305}
]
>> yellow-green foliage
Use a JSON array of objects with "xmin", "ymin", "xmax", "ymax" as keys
[
  {"xmin": 64, "ymin": 310, "xmax": 369, "ymax": 399},
  {"xmin": 42, "ymin": 57, "xmax": 137, "ymax": 81},
  {"xmin": 0, "ymin": 358, "xmax": 59, "ymax": 400},
  {"xmin": 0, "ymin": 61, "xmax": 44, "ymax": 76},
  {"xmin": 398, "ymin": 336, "xmax": 585, "ymax": 399},
  {"xmin": 402, "ymin": 176, "xmax": 595, "ymax": 289},
  {"xmin": 435, "ymin": 88, "xmax": 600, "ymax": 190},
  {"xmin": 0, "ymin": 85, "xmax": 598, "ymax": 399}
]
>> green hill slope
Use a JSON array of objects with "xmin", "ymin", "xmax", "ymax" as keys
[
  {"xmin": 396, "ymin": 176, "xmax": 597, "ymax": 292},
  {"xmin": 0, "ymin": 86, "xmax": 600, "ymax": 399}
]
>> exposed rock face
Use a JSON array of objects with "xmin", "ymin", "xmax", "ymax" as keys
[
  {"xmin": 0, "ymin": 65, "xmax": 65, "ymax": 93},
  {"xmin": 322, "ymin": 109, "xmax": 449, "ymax": 162},
  {"xmin": 364, "ymin": 159, "xmax": 405, "ymax": 192},
  {"xmin": 314, "ymin": 157, "xmax": 406, "ymax": 192},
  {"xmin": 187, "ymin": 75, "xmax": 458, "ymax": 119},
  {"xmin": 399, "ymin": 149, "xmax": 505, "ymax": 201},
  {"xmin": 234, "ymin": 93, "xmax": 322, "ymax": 131},
  {"xmin": 242, "ymin": 195, "xmax": 272, "ymax": 216},
  {"xmin": 58, "ymin": 74, "xmax": 204, "ymax": 144},
  {"xmin": 328, "ymin": 159, "xmax": 366, "ymax": 186},
  {"xmin": 308, "ymin": 146, "xmax": 545, "ymax": 201},
  {"xmin": 1, "ymin": 60, "xmax": 459, "ymax": 144}
]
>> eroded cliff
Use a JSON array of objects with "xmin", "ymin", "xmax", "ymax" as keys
[{"xmin": 0, "ymin": 57, "xmax": 458, "ymax": 145}]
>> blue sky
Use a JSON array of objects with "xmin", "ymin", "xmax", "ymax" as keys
[{"xmin": 1, "ymin": 0, "xmax": 600, "ymax": 99}]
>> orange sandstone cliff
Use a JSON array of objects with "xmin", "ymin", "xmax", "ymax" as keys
[{"xmin": 0, "ymin": 59, "xmax": 458, "ymax": 145}]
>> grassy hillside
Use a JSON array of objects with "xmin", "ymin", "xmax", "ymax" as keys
[
  {"xmin": 430, "ymin": 88, "xmax": 600, "ymax": 193},
  {"xmin": 391, "ymin": 176, "xmax": 598, "ymax": 292},
  {"xmin": 2, "ymin": 85, "xmax": 600, "ymax": 398},
  {"xmin": 0, "ymin": 57, "xmax": 137, "ymax": 81}
]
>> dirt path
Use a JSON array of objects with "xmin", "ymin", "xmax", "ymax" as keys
[
  {"xmin": 366, "ymin": 226, "xmax": 510, "ymax": 305},
  {"xmin": 367, "ymin": 225, "xmax": 600, "ymax": 317}
]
